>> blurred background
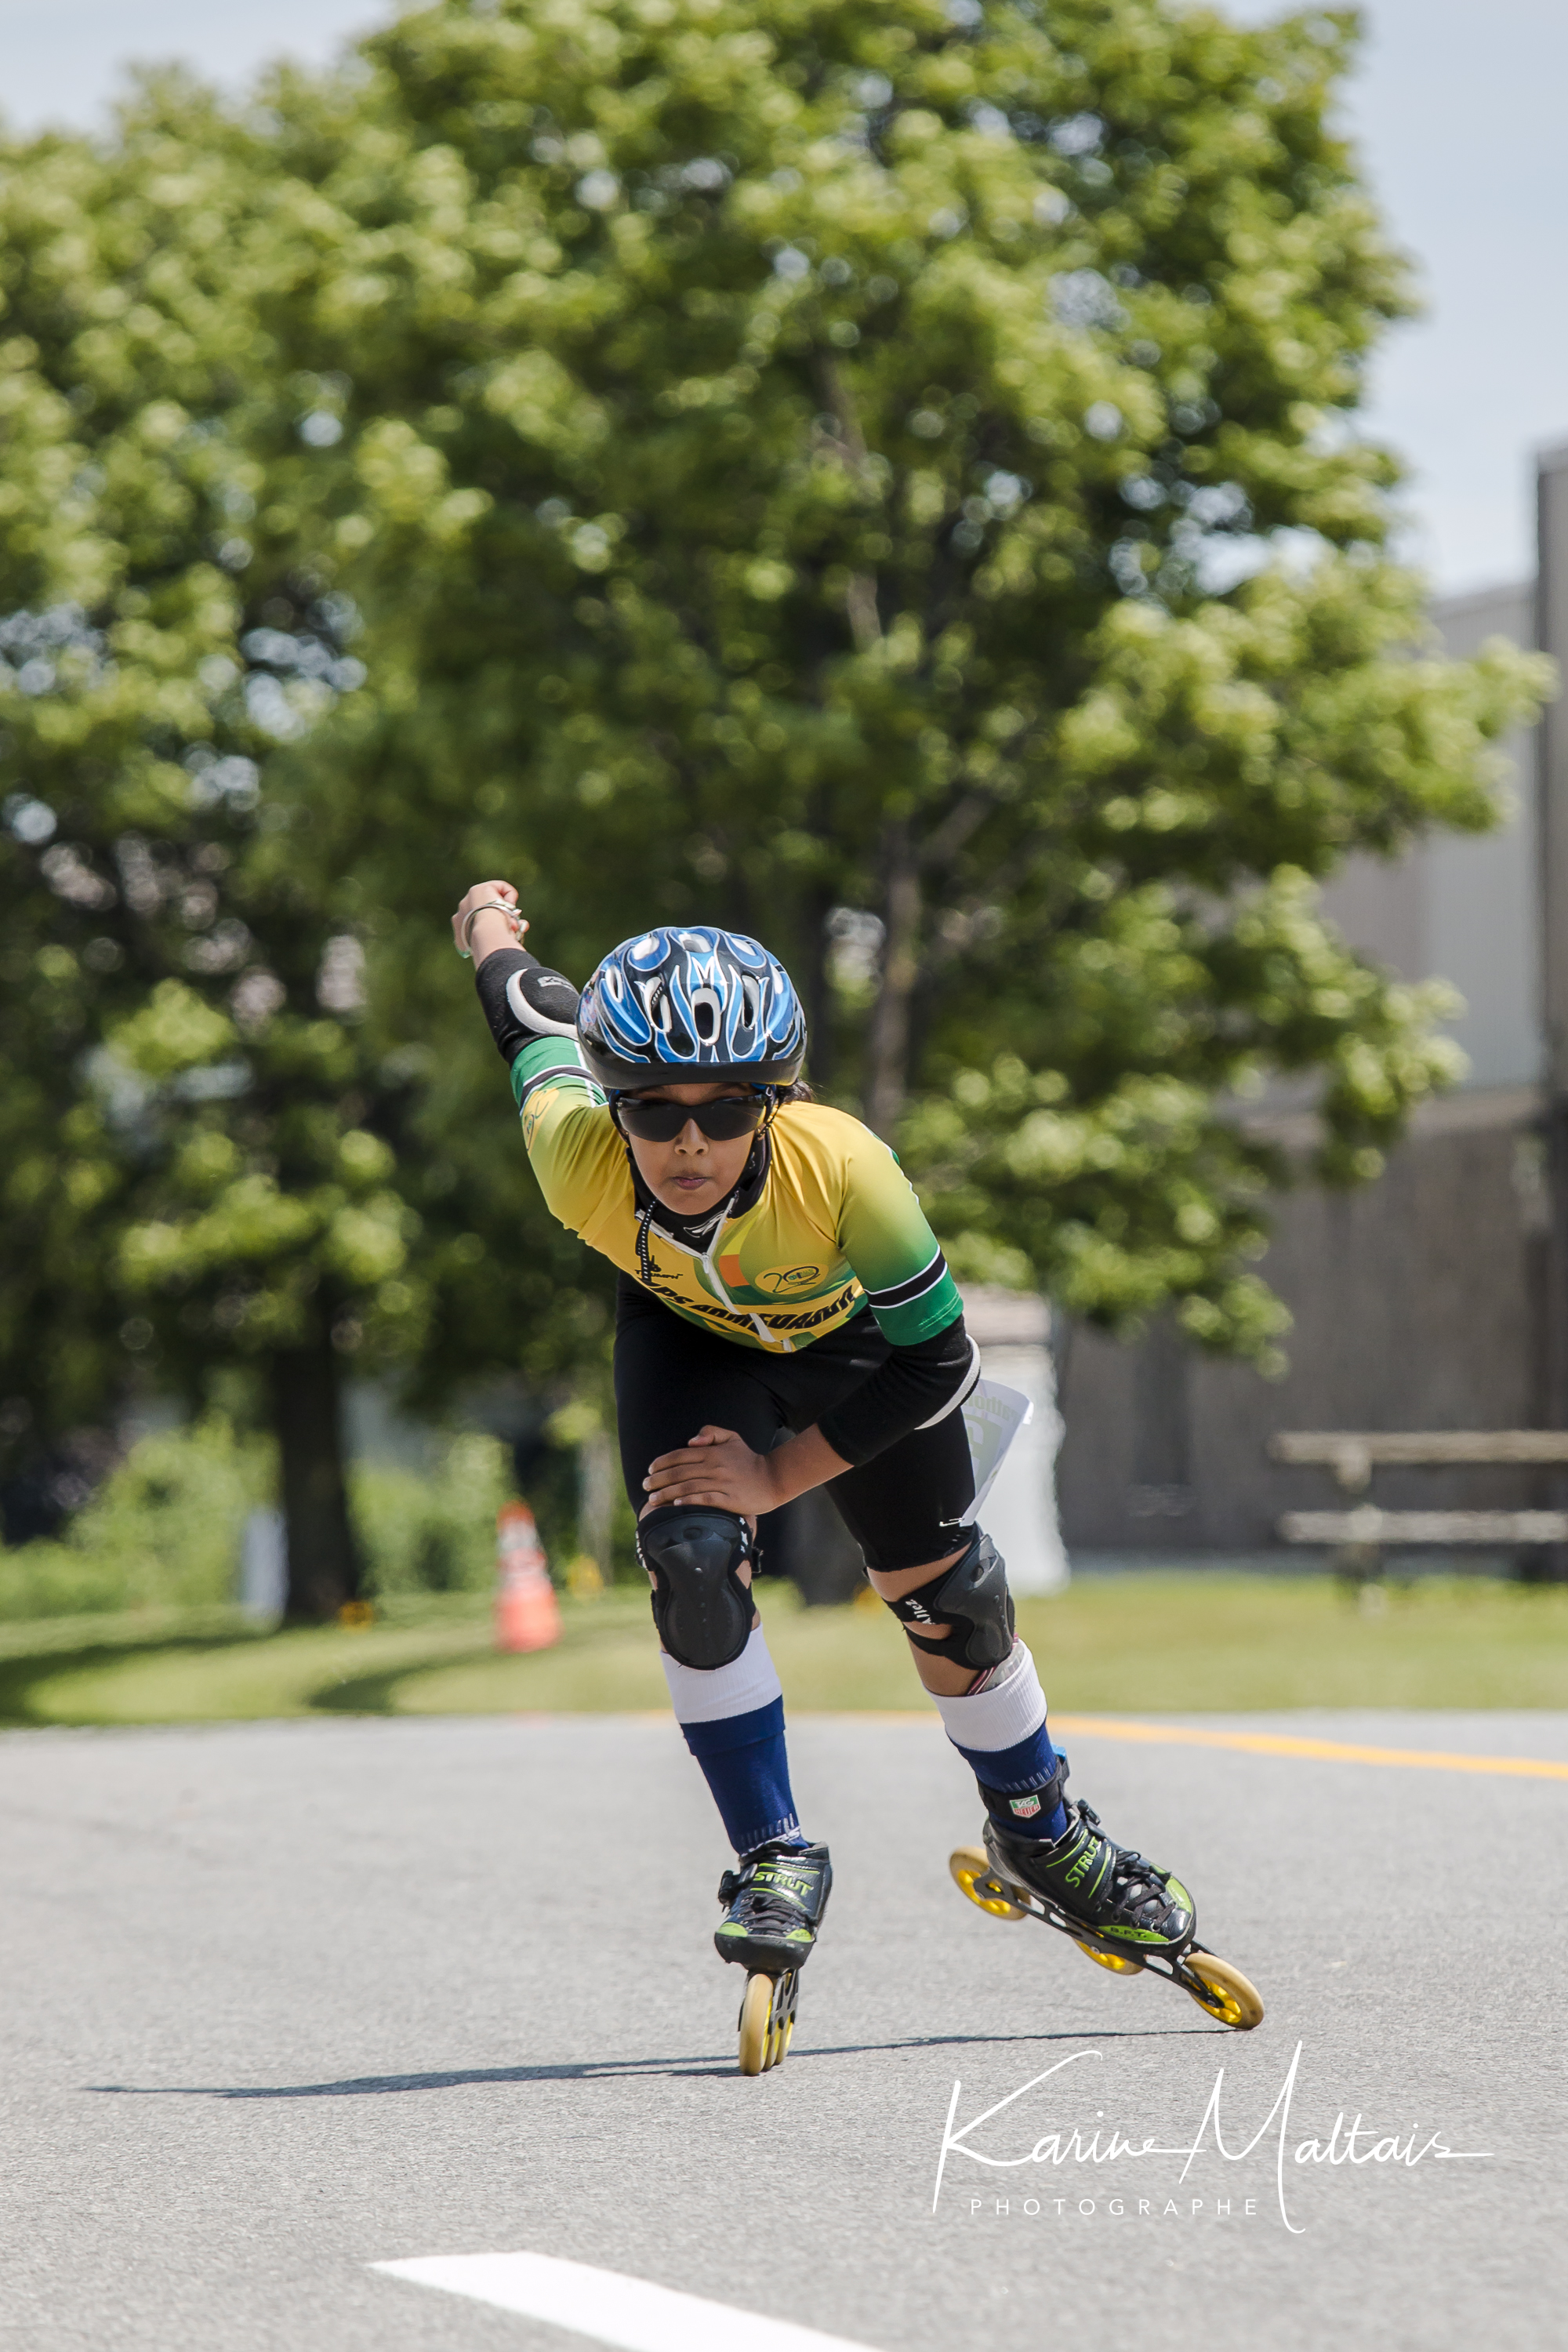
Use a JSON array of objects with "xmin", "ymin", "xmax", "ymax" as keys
[{"xmin": 3, "ymin": 0, "xmax": 1566, "ymax": 1719}]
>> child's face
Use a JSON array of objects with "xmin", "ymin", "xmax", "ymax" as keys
[{"xmin": 619, "ymin": 1082, "xmax": 761, "ymax": 1214}]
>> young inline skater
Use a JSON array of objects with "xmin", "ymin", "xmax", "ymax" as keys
[{"xmin": 454, "ymin": 883, "xmax": 1261, "ymax": 2062}]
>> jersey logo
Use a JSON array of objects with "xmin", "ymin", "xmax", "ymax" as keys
[
  {"xmin": 756, "ymin": 1264, "xmax": 825, "ymax": 1294},
  {"xmin": 716, "ymin": 1257, "xmax": 826, "ymax": 1296}
]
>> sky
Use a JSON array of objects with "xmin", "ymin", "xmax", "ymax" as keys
[{"xmin": 3, "ymin": 0, "xmax": 1564, "ymax": 597}]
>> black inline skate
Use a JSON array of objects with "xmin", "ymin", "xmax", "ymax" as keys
[
  {"xmin": 949, "ymin": 1758, "xmax": 1263, "ymax": 2031},
  {"xmin": 714, "ymin": 1839, "xmax": 832, "ymax": 2075}
]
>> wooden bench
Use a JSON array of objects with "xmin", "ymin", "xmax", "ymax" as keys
[{"xmin": 1268, "ymin": 1430, "xmax": 1568, "ymax": 1572}]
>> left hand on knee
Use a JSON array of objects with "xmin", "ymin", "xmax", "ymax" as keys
[{"xmin": 644, "ymin": 1425, "xmax": 780, "ymax": 1515}]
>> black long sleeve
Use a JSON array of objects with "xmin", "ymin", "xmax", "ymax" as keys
[
  {"xmin": 474, "ymin": 946, "xmax": 581, "ymax": 1064},
  {"xmin": 816, "ymin": 1311, "xmax": 977, "ymax": 1466}
]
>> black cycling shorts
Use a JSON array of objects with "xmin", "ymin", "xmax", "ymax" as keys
[{"xmin": 613, "ymin": 1277, "xmax": 975, "ymax": 1574}]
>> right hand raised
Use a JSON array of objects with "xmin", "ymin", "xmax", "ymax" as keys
[{"xmin": 452, "ymin": 880, "xmax": 528, "ymax": 963}]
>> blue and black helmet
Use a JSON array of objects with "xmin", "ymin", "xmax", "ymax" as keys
[{"xmin": 576, "ymin": 926, "xmax": 808, "ymax": 1093}]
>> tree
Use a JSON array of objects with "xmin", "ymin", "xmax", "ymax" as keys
[
  {"xmin": 0, "ymin": 0, "xmax": 1552, "ymax": 1616},
  {"xmin": 0, "ymin": 89, "xmax": 600, "ymax": 1611},
  {"xmin": 238, "ymin": 0, "xmax": 1547, "ymax": 1363}
]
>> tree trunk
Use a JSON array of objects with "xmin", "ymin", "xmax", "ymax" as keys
[
  {"xmin": 270, "ymin": 1320, "xmax": 361, "ymax": 1621},
  {"xmin": 864, "ymin": 822, "xmax": 921, "ymax": 1139}
]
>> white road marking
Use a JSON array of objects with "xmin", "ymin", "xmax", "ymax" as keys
[{"xmin": 374, "ymin": 2250, "xmax": 880, "ymax": 2351}]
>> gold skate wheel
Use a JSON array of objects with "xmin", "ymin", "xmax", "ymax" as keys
[
  {"xmin": 1073, "ymin": 1938, "xmax": 1143, "ymax": 1976},
  {"xmin": 738, "ymin": 1973, "xmax": 774, "ymax": 2075},
  {"xmin": 1182, "ymin": 1951, "xmax": 1265, "ymax": 2031},
  {"xmin": 949, "ymin": 1846, "xmax": 1028, "ymax": 1920}
]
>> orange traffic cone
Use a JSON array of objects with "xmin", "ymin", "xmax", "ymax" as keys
[{"xmin": 494, "ymin": 1501, "xmax": 561, "ymax": 1653}]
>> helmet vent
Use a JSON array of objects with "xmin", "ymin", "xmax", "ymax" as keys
[{"xmin": 691, "ymin": 985, "xmax": 720, "ymax": 1043}]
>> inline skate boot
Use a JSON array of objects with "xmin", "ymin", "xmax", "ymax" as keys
[
  {"xmin": 715, "ymin": 1839, "xmax": 832, "ymax": 2075},
  {"xmin": 949, "ymin": 1758, "xmax": 1262, "ymax": 2030}
]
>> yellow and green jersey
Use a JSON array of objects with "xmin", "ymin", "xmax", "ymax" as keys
[{"xmin": 510, "ymin": 1036, "xmax": 963, "ymax": 1354}]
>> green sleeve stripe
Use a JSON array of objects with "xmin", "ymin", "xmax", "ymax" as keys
[
  {"xmin": 510, "ymin": 1036, "xmax": 601, "ymax": 1109},
  {"xmin": 862, "ymin": 1245, "xmax": 952, "ymax": 1316},
  {"xmin": 871, "ymin": 1270, "xmax": 966, "ymax": 1348}
]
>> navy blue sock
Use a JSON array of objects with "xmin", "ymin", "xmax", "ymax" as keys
[
  {"xmin": 949, "ymin": 1722, "xmax": 1069, "ymax": 1842},
  {"xmin": 679, "ymin": 1697, "xmax": 807, "ymax": 1857}
]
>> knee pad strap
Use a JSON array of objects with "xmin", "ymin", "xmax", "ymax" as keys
[
  {"xmin": 887, "ymin": 1528, "xmax": 1014, "ymax": 1672},
  {"xmin": 638, "ymin": 1504, "xmax": 755, "ymax": 1671}
]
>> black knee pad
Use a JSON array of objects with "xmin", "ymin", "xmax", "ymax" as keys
[
  {"xmin": 887, "ymin": 1527, "xmax": 1014, "ymax": 1672},
  {"xmin": 637, "ymin": 1504, "xmax": 755, "ymax": 1670}
]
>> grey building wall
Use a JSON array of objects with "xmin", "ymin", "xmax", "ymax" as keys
[
  {"xmin": 1316, "ymin": 581, "xmax": 1541, "ymax": 1091},
  {"xmin": 1056, "ymin": 1089, "xmax": 1547, "ymax": 1550},
  {"xmin": 1054, "ymin": 570, "xmax": 1555, "ymax": 1556}
]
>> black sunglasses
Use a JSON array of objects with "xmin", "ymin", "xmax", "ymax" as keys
[{"xmin": 613, "ymin": 1092, "xmax": 768, "ymax": 1143}]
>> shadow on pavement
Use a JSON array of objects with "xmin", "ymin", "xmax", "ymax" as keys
[{"xmin": 85, "ymin": 2026, "xmax": 1214, "ymax": 2101}]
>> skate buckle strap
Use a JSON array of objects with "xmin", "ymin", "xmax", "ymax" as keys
[{"xmin": 982, "ymin": 1752, "xmax": 1069, "ymax": 1823}]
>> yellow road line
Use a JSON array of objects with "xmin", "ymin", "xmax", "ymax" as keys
[
  {"xmin": 680, "ymin": 1708, "xmax": 1568, "ymax": 1780},
  {"xmin": 1047, "ymin": 1715, "xmax": 1568, "ymax": 1781}
]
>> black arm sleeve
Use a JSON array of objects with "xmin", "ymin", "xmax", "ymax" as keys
[
  {"xmin": 816, "ymin": 1312, "xmax": 977, "ymax": 1467},
  {"xmin": 474, "ymin": 946, "xmax": 582, "ymax": 1065}
]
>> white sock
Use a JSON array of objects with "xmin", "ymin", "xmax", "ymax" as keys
[
  {"xmin": 660, "ymin": 1624, "xmax": 782, "ymax": 1726},
  {"xmin": 927, "ymin": 1641, "xmax": 1048, "ymax": 1755}
]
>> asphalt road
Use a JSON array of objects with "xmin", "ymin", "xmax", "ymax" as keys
[{"xmin": 2, "ymin": 1705, "xmax": 1563, "ymax": 2350}]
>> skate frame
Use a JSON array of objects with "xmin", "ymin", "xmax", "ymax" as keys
[{"xmin": 964, "ymin": 1857, "xmax": 1252, "ymax": 2024}]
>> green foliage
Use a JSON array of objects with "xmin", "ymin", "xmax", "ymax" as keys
[
  {"xmin": 352, "ymin": 1431, "xmax": 515, "ymax": 1595},
  {"xmin": 0, "ymin": 100, "xmax": 266, "ymax": 1428},
  {"xmin": 0, "ymin": 0, "xmax": 1555, "ymax": 1492},
  {"xmin": 0, "ymin": 82, "xmax": 601, "ymax": 1584},
  {"xmin": 0, "ymin": 1542, "xmax": 138, "ymax": 1623},
  {"xmin": 0, "ymin": 1421, "xmax": 523, "ymax": 1617},
  {"xmin": 236, "ymin": 0, "xmax": 1546, "ymax": 1354},
  {"xmin": 0, "ymin": 1415, "xmax": 266, "ymax": 1618}
]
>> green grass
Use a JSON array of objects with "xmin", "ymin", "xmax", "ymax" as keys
[{"xmin": 0, "ymin": 1573, "xmax": 1563, "ymax": 1726}]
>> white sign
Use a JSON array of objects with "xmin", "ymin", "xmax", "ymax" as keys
[{"xmin": 960, "ymin": 1378, "xmax": 1034, "ymax": 1525}]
